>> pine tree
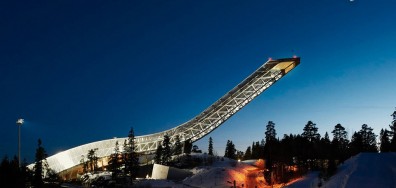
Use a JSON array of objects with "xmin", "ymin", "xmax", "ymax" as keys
[
  {"xmin": 224, "ymin": 140, "xmax": 236, "ymax": 159},
  {"xmin": 243, "ymin": 146, "xmax": 252, "ymax": 160},
  {"xmin": 358, "ymin": 124, "xmax": 377, "ymax": 152},
  {"xmin": 161, "ymin": 135, "xmax": 172, "ymax": 165},
  {"xmin": 109, "ymin": 141, "xmax": 121, "ymax": 179},
  {"xmin": 331, "ymin": 123, "xmax": 349, "ymax": 161},
  {"xmin": 236, "ymin": 151, "xmax": 244, "ymax": 160},
  {"xmin": 125, "ymin": 127, "xmax": 139, "ymax": 181},
  {"xmin": 332, "ymin": 124, "xmax": 348, "ymax": 142},
  {"xmin": 122, "ymin": 140, "xmax": 128, "ymax": 176},
  {"xmin": 87, "ymin": 148, "xmax": 98, "ymax": 173},
  {"xmin": 264, "ymin": 121, "xmax": 278, "ymax": 170},
  {"xmin": 173, "ymin": 135, "xmax": 183, "ymax": 155},
  {"xmin": 80, "ymin": 155, "xmax": 88, "ymax": 174},
  {"xmin": 380, "ymin": 129, "xmax": 391, "ymax": 152},
  {"xmin": 265, "ymin": 121, "xmax": 277, "ymax": 143},
  {"xmin": 183, "ymin": 140, "xmax": 192, "ymax": 154},
  {"xmin": 154, "ymin": 144, "xmax": 163, "ymax": 164},
  {"xmin": 45, "ymin": 168, "xmax": 60, "ymax": 184},
  {"xmin": 192, "ymin": 145, "xmax": 201, "ymax": 153},
  {"xmin": 323, "ymin": 132, "xmax": 330, "ymax": 143},
  {"xmin": 390, "ymin": 109, "xmax": 396, "ymax": 151},
  {"xmin": 319, "ymin": 132, "xmax": 331, "ymax": 159},
  {"xmin": 33, "ymin": 139, "xmax": 48, "ymax": 188},
  {"xmin": 0, "ymin": 155, "xmax": 27, "ymax": 187},
  {"xmin": 302, "ymin": 121, "xmax": 320, "ymax": 142},
  {"xmin": 208, "ymin": 137, "xmax": 214, "ymax": 156},
  {"xmin": 259, "ymin": 139, "xmax": 265, "ymax": 158},
  {"xmin": 230, "ymin": 141, "xmax": 236, "ymax": 159},
  {"xmin": 251, "ymin": 141, "xmax": 261, "ymax": 159},
  {"xmin": 349, "ymin": 131, "xmax": 363, "ymax": 156}
]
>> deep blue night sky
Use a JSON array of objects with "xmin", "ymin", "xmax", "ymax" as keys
[{"xmin": 1, "ymin": 0, "xmax": 396, "ymax": 162}]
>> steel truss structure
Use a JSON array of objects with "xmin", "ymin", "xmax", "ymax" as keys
[{"xmin": 34, "ymin": 57, "xmax": 299, "ymax": 173}]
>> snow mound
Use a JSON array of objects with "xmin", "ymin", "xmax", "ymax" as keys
[
  {"xmin": 324, "ymin": 152, "xmax": 396, "ymax": 188},
  {"xmin": 183, "ymin": 158, "xmax": 265, "ymax": 188},
  {"xmin": 134, "ymin": 179, "xmax": 179, "ymax": 188},
  {"xmin": 284, "ymin": 172, "xmax": 321, "ymax": 188}
]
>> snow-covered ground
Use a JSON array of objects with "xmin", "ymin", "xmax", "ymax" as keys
[
  {"xmin": 286, "ymin": 152, "xmax": 396, "ymax": 188},
  {"xmin": 135, "ymin": 157, "xmax": 266, "ymax": 188},
  {"xmin": 323, "ymin": 152, "xmax": 396, "ymax": 188},
  {"xmin": 284, "ymin": 172, "xmax": 321, "ymax": 188},
  {"xmin": 77, "ymin": 153, "xmax": 396, "ymax": 188},
  {"xmin": 182, "ymin": 158, "xmax": 264, "ymax": 188}
]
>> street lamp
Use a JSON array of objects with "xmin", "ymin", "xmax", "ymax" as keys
[{"xmin": 16, "ymin": 118, "xmax": 24, "ymax": 167}]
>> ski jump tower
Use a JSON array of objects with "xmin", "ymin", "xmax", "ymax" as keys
[{"xmin": 41, "ymin": 57, "xmax": 300, "ymax": 173}]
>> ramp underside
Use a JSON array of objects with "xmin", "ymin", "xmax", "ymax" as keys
[{"xmin": 134, "ymin": 57, "xmax": 300, "ymax": 151}]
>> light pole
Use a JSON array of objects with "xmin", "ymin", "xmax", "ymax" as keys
[{"xmin": 16, "ymin": 118, "xmax": 24, "ymax": 168}]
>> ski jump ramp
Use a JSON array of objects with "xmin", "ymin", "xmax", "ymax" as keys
[{"xmin": 41, "ymin": 57, "xmax": 300, "ymax": 173}]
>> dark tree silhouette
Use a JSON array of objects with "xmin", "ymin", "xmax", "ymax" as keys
[
  {"xmin": 302, "ymin": 121, "xmax": 320, "ymax": 142},
  {"xmin": 154, "ymin": 144, "xmax": 163, "ymax": 164},
  {"xmin": 390, "ymin": 109, "xmax": 396, "ymax": 151},
  {"xmin": 87, "ymin": 148, "xmax": 98, "ymax": 173},
  {"xmin": 251, "ymin": 142, "xmax": 265, "ymax": 159},
  {"xmin": 208, "ymin": 137, "xmax": 214, "ymax": 156},
  {"xmin": 265, "ymin": 121, "xmax": 277, "ymax": 142},
  {"xmin": 183, "ymin": 140, "xmax": 192, "ymax": 154},
  {"xmin": 122, "ymin": 139, "xmax": 128, "ymax": 176},
  {"xmin": 349, "ymin": 131, "xmax": 364, "ymax": 156},
  {"xmin": 173, "ymin": 135, "xmax": 183, "ymax": 155},
  {"xmin": 80, "ymin": 155, "xmax": 88, "ymax": 174},
  {"xmin": 332, "ymin": 123, "xmax": 348, "ymax": 142},
  {"xmin": 161, "ymin": 135, "xmax": 172, "ymax": 165},
  {"xmin": 380, "ymin": 128, "xmax": 391, "ymax": 152},
  {"xmin": 192, "ymin": 145, "xmax": 202, "ymax": 153},
  {"xmin": 108, "ymin": 141, "xmax": 122, "ymax": 180},
  {"xmin": 331, "ymin": 123, "xmax": 349, "ymax": 162},
  {"xmin": 124, "ymin": 127, "xmax": 139, "ymax": 181},
  {"xmin": 243, "ymin": 146, "xmax": 252, "ymax": 160},
  {"xmin": 33, "ymin": 139, "xmax": 48, "ymax": 188},
  {"xmin": 319, "ymin": 132, "xmax": 331, "ymax": 159},
  {"xmin": 359, "ymin": 124, "xmax": 378, "ymax": 152},
  {"xmin": 224, "ymin": 140, "xmax": 236, "ymax": 159},
  {"xmin": 349, "ymin": 124, "xmax": 377, "ymax": 155},
  {"xmin": 0, "ymin": 155, "xmax": 28, "ymax": 187}
]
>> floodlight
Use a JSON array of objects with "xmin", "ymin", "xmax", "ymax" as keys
[{"xmin": 16, "ymin": 118, "xmax": 24, "ymax": 125}]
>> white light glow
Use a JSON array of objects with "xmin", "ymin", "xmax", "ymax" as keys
[{"xmin": 16, "ymin": 118, "xmax": 24, "ymax": 125}]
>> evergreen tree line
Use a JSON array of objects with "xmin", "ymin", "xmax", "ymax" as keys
[
  {"xmin": 106, "ymin": 127, "xmax": 140, "ymax": 185},
  {"xmin": 154, "ymin": 135, "xmax": 189, "ymax": 165},
  {"xmin": 153, "ymin": 135, "xmax": 218, "ymax": 169},
  {"xmin": 0, "ymin": 139, "xmax": 59, "ymax": 188},
  {"xmin": 221, "ymin": 109, "xmax": 396, "ymax": 185}
]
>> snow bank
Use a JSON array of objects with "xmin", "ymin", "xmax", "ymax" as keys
[
  {"xmin": 324, "ymin": 152, "xmax": 396, "ymax": 188},
  {"xmin": 285, "ymin": 152, "xmax": 396, "ymax": 188},
  {"xmin": 183, "ymin": 157, "xmax": 265, "ymax": 188},
  {"xmin": 134, "ymin": 179, "xmax": 179, "ymax": 188},
  {"xmin": 284, "ymin": 172, "xmax": 320, "ymax": 188}
]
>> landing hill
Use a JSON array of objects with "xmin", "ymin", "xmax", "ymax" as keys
[
  {"xmin": 287, "ymin": 152, "xmax": 396, "ymax": 188},
  {"xmin": 324, "ymin": 152, "xmax": 396, "ymax": 188}
]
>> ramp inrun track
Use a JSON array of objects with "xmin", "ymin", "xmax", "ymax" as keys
[{"xmin": 35, "ymin": 57, "xmax": 300, "ymax": 173}]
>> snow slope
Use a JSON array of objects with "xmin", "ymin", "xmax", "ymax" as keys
[
  {"xmin": 284, "ymin": 172, "xmax": 321, "ymax": 188},
  {"xmin": 133, "ymin": 157, "xmax": 265, "ymax": 187},
  {"xmin": 183, "ymin": 158, "xmax": 265, "ymax": 188},
  {"xmin": 323, "ymin": 152, "xmax": 396, "ymax": 188},
  {"xmin": 76, "ymin": 153, "xmax": 396, "ymax": 188}
]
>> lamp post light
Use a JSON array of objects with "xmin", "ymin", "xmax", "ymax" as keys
[{"xmin": 16, "ymin": 118, "xmax": 24, "ymax": 168}]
